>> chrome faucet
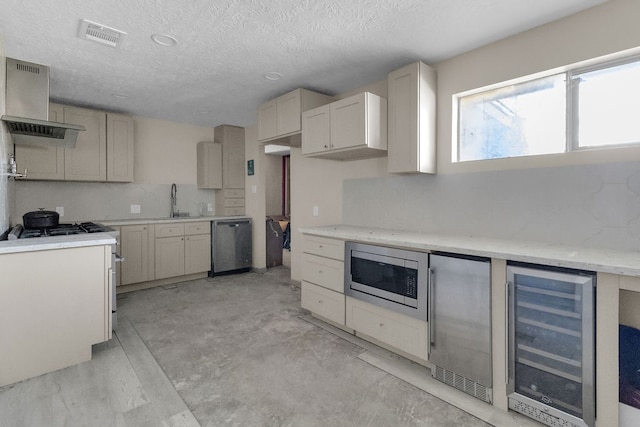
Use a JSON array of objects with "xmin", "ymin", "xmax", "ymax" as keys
[{"xmin": 170, "ymin": 183, "xmax": 177, "ymax": 218}]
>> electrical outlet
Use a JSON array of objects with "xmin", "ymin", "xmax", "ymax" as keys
[
  {"xmin": 131, "ymin": 204, "xmax": 141, "ymax": 214},
  {"xmin": 55, "ymin": 207, "xmax": 64, "ymax": 216},
  {"xmin": 313, "ymin": 206, "xmax": 319, "ymax": 217},
  {"xmin": 207, "ymin": 203, "xmax": 213, "ymax": 212}
]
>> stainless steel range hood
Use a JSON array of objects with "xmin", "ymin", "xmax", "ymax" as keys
[{"xmin": 1, "ymin": 58, "xmax": 84, "ymax": 148}]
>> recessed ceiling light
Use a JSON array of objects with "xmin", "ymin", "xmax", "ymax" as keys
[
  {"xmin": 151, "ymin": 34, "xmax": 178, "ymax": 47},
  {"xmin": 112, "ymin": 92, "xmax": 129, "ymax": 99},
  {"xmin": 263, "ymin": 72, "xmax": 283, "ymax": 81}
]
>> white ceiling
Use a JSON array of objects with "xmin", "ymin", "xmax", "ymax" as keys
[{"xmin": 0, "ymin": 0, "xmax": 606, "ymax": 128}]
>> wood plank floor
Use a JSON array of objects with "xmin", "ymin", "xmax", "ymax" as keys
[{"xmin": 0, "ymin": 317, "xmax": 199, "ymax": 427}]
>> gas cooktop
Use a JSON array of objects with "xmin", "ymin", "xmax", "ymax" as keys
[{"xmin": 16, "ymin": 222, "xmax": 112, "ymax": 239}]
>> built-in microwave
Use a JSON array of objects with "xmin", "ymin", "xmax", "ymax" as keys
[{"xmin": 344, "ymin": 241, "xmax": 428, "ymax": 320}]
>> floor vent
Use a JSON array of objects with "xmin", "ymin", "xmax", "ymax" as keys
[
  {"xmin": 432, "ymin": 365, "xmax": 492, "ymax": 403},
  {"xmin": 78, "ymin": 19, "xmax": 126, "ymax": 48},
  {"xmin": 509, "ymin": 398, "xmax": 581, "ymax": 427}
]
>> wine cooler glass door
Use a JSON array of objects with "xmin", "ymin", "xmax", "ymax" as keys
[{"xmin": 507, "ymin": 264, "xmax": 595, "ymax": 427}]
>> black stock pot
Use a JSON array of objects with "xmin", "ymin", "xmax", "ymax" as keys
[{"xmin": 23, "ymin": 209, "xmax": 60, "ymax": 229}]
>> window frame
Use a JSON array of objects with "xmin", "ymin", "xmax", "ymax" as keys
[{"xmin": 454, "ymin": 54, "xmax": 640, "ymax": 163}]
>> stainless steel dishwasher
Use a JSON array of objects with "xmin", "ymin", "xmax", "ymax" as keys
[{"xmin": 211, "ymin": 219, "xmax": 252, "ymax": 275}]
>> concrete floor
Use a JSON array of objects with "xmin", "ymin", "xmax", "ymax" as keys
[{"xmin": 0, "ymin": 266, "xmax": 538, "ymax": 426}]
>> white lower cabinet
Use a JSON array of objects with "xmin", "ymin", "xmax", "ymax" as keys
[
  {"xmin": 301, "ymin": 281, "xmax": 346, "ymax": 325},
  {"xmin": 154, "ymin": 221, "xmax": 211, "ymax": 280},
  {"xmin": 185, "ymin": 233, "xmax": 211, "ymax": 274},
  {"xmin": 301, "ymin": 235, "xmax": 346, "ymax": 326},
  {"xmin": 346, "ymin": 296, "xmax": 428, "ymax": 362},
  {"xmin": 302, "ymin": 253, "xmax": 344, "ymax": 293}
]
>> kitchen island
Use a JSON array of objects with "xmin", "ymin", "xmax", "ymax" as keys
[{"xmin": 0, "ymin": 233, "xmax": 116, "ymax": 387}]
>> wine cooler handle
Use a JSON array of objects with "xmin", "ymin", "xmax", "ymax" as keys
[
  {"xmin": 429, "ymin": 268, "xmax": 435, "ymax": 349},
  {"xmin": 505, "ymin": 281, "xmax": 511, "ymax": 385}
]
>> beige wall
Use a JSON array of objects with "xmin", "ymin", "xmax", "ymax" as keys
[
  {"xmin": 0, "ymin": 34, "xmax": 10, "ymax": 233},
  {"xmin": 289, "ymin": 80, "xmax": 388, "ymax": 280},
  {"xmin": 133, "ymin": 116, "xmax": 214, "ymax": 184},
  {"xmin": 244, "ymin": 125, "xmax": 267, "ymax": 270}
]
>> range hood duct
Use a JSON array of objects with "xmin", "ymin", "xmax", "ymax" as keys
[{"xmin": 1, "ymin": 58, "xmax": 85, "ymax": 148}]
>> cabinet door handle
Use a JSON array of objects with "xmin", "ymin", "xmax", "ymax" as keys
[{"xmin": 505, "ymin": 281, "xmax": 512, "ymax": 385}]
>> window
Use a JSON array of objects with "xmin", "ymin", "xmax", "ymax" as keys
[
  {"xmin": 572, "ymin": 59, "xmax": 640, "ymax": 149},
  {"xmin": 455, "ymin": 56, "xmax": 640, "ymax": 162}
]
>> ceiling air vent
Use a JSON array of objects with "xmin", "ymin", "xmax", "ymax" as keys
[{"xmin": 78, "ymin": 19, "xmax": 126, "ymax": 48}]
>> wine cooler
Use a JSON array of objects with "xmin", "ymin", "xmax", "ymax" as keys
[{"xmin": 507, "ymin": 262, "xmax": 595, "ymax": 427}]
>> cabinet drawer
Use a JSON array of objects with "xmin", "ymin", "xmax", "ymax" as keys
[
  {"xmin": 223, "ymin": 207, "xmax": 245, "ymax": 216},
  {"xmin": 302, "ymin": 253, "xmax": 344, "ymax": 293},
  {"xmin": 155, "ymin": 223, "xmax": 185, "ymax": 238},
  {"xmin": 185, "ymin": 221, "xmax": 210, "ymax": 236},
  {"xmin": 301, "ymin": 282, "xmax": 345, "ymax": 326},
  {"xmin": 224, "ymin": 189, "xmax": 245, "ymax": 198},
  {"xmin": 302, "ymin": 236, "xmax": 344, "ymax": 260},
  {"xmin": 224, "ymin": 198, "xmax": 245, "ymax": 208},
  {"xmin": 346, "ymin": 297, "xmax": 427, "ymax": 361}
]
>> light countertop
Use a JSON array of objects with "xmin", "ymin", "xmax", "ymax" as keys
[
  {"xmin": 100, "ymin": 216, "xmax": 250, "ymax": 226},
  {"xmin": 300, "ymin": 224, "xmax": 640, "ymax": 277},
  {"xmin": 0, "ymin": 233, "xmax": 116, "ymax": 255}
]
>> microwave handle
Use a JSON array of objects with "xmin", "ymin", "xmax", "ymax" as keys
[{"xmin": 428, "ymin": 267, "xmax": 435, "ymax": 350}]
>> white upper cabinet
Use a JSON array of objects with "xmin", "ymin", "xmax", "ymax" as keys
[
  {"xmin": 196, "ymin": 141, "xmax": 222, "ymax": 189},
  {"xmin": 15, "ymin": 103, "xmax": 134, "ymax": 182},
  {"xmin": 257, "ymin": 88, "xmax": 334, "ymax": 145},
  {"xmin": 300, "ymin": 104, "xmax": 331, "ymax": 156},
  {"xmin": 13, "ymin": 104, "xmax": 65, "ymax": 180},
  {"xmin": 64, "ymin": 106, "xmax": 107, "ymax": 181},
  {"xmin": 302, "ymin": 92, "xmax": 387, "ymax": 161},
  {"xmin": 106, "ymin": 113, "xmax": 134, "ymax": 182},
  {"xmin": 387, "ymin": 61, "xmax": 436, "ymax": 174}
]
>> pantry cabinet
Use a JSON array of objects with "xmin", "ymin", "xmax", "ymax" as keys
[
  {"xmin": 214, "ymin": 125, "xmax": 246, "ymax": 216},
  {"xmin": 302, "ymin": 92, "xmax": 387, "ymax": 160},
  {"xmin": 14, "ymin": 103, "xmax": 134, "ymax": 182},
  {"xmin": 257, "ymin": 88, "xmax": 334, "ymax": 145},
  {"xmin": 387, "ymin": 61, "xmax": 436, "ymax": 174},
  {"xmin": 196, "ymin": 141, "xmax": 222, "ymax": 189}
]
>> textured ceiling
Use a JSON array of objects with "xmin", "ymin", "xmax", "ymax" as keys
[{"xmin": 0, "ymin": 0, "xmax": 606, "ymax": 128}]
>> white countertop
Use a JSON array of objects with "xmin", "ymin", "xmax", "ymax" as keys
[
  {"xmin": 0, "ymin": 232, "xmax": 116, "ymax": 255},
  {"xmin": 100, "ymin": 216, "xmax": 250, "ymax": 226},
  {"xmin": 300, "ymin": 224, "xmax": 640, "ymax": 277}
]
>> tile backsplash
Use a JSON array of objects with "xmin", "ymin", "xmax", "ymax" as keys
[
  {"xmin": 343, "ymin": 160, "xmax": 640, "ymax": 252},
  {"xmin": 12, "ymin": 181, "xmax": 217, "ymax": 224}
]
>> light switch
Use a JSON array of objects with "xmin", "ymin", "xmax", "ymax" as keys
[
  {"xmin": 251, "ymin": 185, "xmax": 257, "ymax": 194},
  {"xmin": 131, "ymin": 204, "xmax": 141, "ymax": 214},
  {"xmin": 207, "ymin": 203, "xmax": 213, "ymax": 212},
  {"xmin": 56, "ymin": 206, "xmax": 64, "ymax": 216},
  {"xmin": 313, "ymin": 206, "xmax": 319, "ymax": 217}
]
